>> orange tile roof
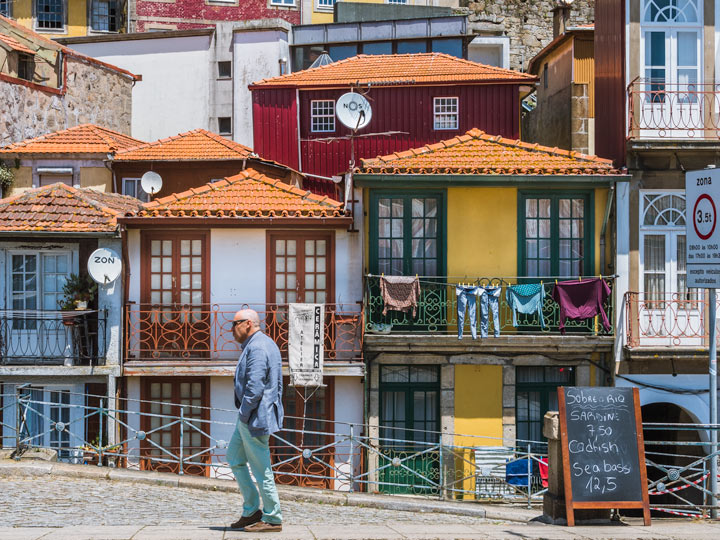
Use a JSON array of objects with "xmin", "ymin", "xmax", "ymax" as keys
[
  {"xmin": 114, "ymin": 129, "xmax": 255, "ymax": 161},
  {"xmin": 0, "ymin": 124, "xmax": 145, "ymax": 155},
  {"xmin": 359, "ymin": 129, "xmax": 620, "ymax": 176},
  {"xmin": 0, "ymin": 183, "xmax": 143, "ymax": 233},
  {"xmin": 134, "ymin": 168, "xmax": 345, "ymax": 218},
  {"xmin": 250, "ymin": 53, "xmax": 537, "ymax": 89},
  {"xmin": 0, "ymin": 33, "xmax": 35, "ymax": 55}
]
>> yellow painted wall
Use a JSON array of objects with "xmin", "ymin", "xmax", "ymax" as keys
[
  {"xmin": 79, "ymin": 167, "xmax": 111, "ymax": 192},
  {"xmin": 594, "ymin": 188, "xmax": 608, "ymax": 275},
  {"xmin": 7, "ymin": 166, "xmax": 32, "ymax": 196},
  {"xmin": 447, "ymin": 187, "xmax": 518, "ymax": 278},
  {"xmin": 14, "ymin": 0, "xmax": 91, "ymax": 38}
]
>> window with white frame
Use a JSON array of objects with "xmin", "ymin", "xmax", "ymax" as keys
[
  {"xmin": 17, "ymin": 386, "xmax": 73, "ymax": 458},
  {"xmin": 640, "ymin": 191, "xmax": 698, "ymax": 303},
  {"xmin": 316, "ymin": 0, "xmax": 334, "ymax": 9},
  {"xmin": 641, "ymin": 0, "xmax": 701, "ymax": 99},
  {"xmin": 311, "ymin": 100, "xmax": 335, "ymax": 133},
  {"xmin": 90, "ymin": 0, "xmax": 118, "ymax": 32},
  {"xmin": 35, "ymin": 0, "xmax": 64, "ymax": 30},
  {"xmin": 386, "ymin": 0, "xmax": 408, "ymax": 4},
  {"xmin": 433, "ymin": 97, "xmax": 459, "ymax": 130},
  {"xmin": 122, "ymin": 178, "xmax": 150, "ymax": 202},
  {"xmin": 270, "ymin": 0, "xmax": 296, "ymax": 6}
]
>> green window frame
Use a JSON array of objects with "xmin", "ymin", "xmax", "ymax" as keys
[
  {"xmin": 515, "ymin": 366, "xmax": 575, "ymax": 450},
  {"xmin": 369, "ymin": 191, "xmax": 446, "ymax": 277},
  {"xmin": 517, "ymin": 191, "xmax": 594, "ymax": 278}
]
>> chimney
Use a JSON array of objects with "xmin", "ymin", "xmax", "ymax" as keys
[{"xmin": 552, "ymin": 1, "xmax": 573, "ymax": 39}]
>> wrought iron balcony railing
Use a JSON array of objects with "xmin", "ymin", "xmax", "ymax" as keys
[
  {"xmin": 364, "ymin": 276, "xmax": 614, "ymax": 336},
  {"xmin": 624, "ymin": 291, "xmax": 717, "ymax": 348},
  {"xmin": 0, "ymin": 310, "xmax": 107, "ymax": 366},
  {"xmin": 124, "ymin": 303, "xmax": 363, "ymax": 362},
  {"xmin": 627, "ymin": 78, "xmax": 720, "ymax": 139}
]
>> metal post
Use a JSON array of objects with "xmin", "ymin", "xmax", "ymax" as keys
[
  {"xmin": 14, "ymin": 385, "xmax": 24, "ymax": 460},
  {"xmin": 348, "ymin": 423, "xmax": 355, "ymax": 493},
  {"xmin": 98, "ymin": 398, "xmax": 104, "ymax": 467},
  {"xmin": 438, "ymin": 442, "xmax": 445, "ymax": 500},
  {"xmin": 710, "ymin": 287, "xmax": 718, "ymax": 519},
  {"xmin": 179, "ymin": 406, "xmax": 185, "ymax": 476}
]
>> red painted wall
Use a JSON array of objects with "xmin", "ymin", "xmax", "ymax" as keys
[
  {"xmin": 135, "ymin": 1, "xmax": 300, "ymax": 31},
  {"xmin": 252, "ymin": 84, "xmax": 521, "ymax": 180}
]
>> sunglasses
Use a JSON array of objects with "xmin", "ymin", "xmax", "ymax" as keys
[{"xmin": 232, "ymin": 319, "xmax": 249, "ymax": 329}]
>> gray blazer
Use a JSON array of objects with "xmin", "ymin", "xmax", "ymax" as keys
[{"xmin": 234, "ymin": 331, "xmax": 284, "ymax": 437}]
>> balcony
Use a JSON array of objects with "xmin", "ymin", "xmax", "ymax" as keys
[
  {"xmin": 124, "ymin": 303, "xmax": 363, "ymax": 363},
  {"xmin": 624, "ymin": 291, "xmax": 716, "ymax": 350},
  {"xmin": 364, "ymin": 276, "xmax": 615, "ymax": 338},
  {"xmin": 627, "ymin": 78, "xmax": 720, "ymax": 140},
  {"xmin": 0, "ymin": 310, "xmax": 107, "ymax": 366}
]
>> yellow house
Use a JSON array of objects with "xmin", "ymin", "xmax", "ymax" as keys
[
  {"xmin": 2, "ymin": 0, "xmax": 122, "ymax": 38},
  {"xmin": 354, "ymin": 128, "xmax": 630, "ymax": 498}
]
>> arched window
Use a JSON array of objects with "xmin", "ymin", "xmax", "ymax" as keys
[
  {"xmin": 642, "ymin": 0, "xmax": 699, "ymax": 24},
  {"xmin": 642, "ymin": 192, "xmax": 686, "ymax": 227}
]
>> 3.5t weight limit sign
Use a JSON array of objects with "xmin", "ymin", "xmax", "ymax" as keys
[{"xmin": 686, "ymin": 169, "xmax": 720, "ymax": 287}]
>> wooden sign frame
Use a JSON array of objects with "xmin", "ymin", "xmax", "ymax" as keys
[{"xmin": 558, "ymin": 386, "xmax": 651, "ymax": 526}]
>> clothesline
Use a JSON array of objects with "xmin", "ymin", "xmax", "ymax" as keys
[{"xmin": 366, "ymin": 274, "xmax": 619, "ymax": 289}]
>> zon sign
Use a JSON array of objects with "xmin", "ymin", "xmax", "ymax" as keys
[{"xmin": 686, "ymin": 168, "xmax": 720, "ymax": 287}]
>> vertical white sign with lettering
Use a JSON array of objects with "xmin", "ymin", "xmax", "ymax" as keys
[
  {"xmin": 686, "ymin": 169, "xmax": 720, "ymax": 287},
  {"xmin": 288, "ymin": 303, "xmax": 324, "ymax": 386}
]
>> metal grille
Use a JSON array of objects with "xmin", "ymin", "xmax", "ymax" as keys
[
  {"xmin": 433, "ymin": 97, "xmax": 458, "ymax": 130},
  {"xmin": 311, "ymin": 100, "xmax": 335, "ymax": 133},
  {"xmin": 36, "ymin": 0, "xmax": 64, "ymax": 30}
]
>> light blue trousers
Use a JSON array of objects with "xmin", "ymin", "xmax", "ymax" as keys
[{"xmin": 226, "ymin": 416, "xmax": 282, "ymax": 524}]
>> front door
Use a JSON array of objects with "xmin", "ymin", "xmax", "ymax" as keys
[{"xmin": 140, "ymin": 232, "xmax": 209, "ymax": 358}]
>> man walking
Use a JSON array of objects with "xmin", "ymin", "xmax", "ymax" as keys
[{"xmin": 227, "ymin": 309, "xmax": 284, "ymax": 532}]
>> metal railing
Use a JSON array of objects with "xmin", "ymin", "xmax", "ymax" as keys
[
  {"xmin": 124, "ymin": 303, "xmax": 363, "ymax": 362},
  {"xmin": 0, "ymin": 310, "xmax": 107, "ymax": 366},
  {"xmin": 624, "ymin": 291, "xmax": 716, "ymax": 348},
  {"xmin": 628, "ymin": 78, "xmax": 720, "ymax": 139},
  {"xmin": 364, "ymin": 276, "xmax": 614, "ymax": 336},
  {"xmin": 0, "ymin": 388, "xmax": 548, "ymax": 505}
]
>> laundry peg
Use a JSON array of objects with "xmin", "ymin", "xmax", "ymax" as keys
[
  {"xmin": 578, "ymin": 275, "xmax": 582, "ymax": 281},
  {"xmin": 555, "ymin": 279, "xmax": 558, "ymax": 285}
]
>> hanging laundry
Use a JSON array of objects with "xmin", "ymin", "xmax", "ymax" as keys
[
  {"xmin": 538, "ymin": 457, "xmax": 549, "ymax": 488},
  {"xmin": 380, "ymin": 275, "xmax": 421, "ymax": 317},
  {"xmin": 456, "ymin": 285, "xmax": 481, "ymax": 339},
  {"xmin": 552, "ymin": 278, "xmax": 611, "ymax": 335},
  {"xmin": 480, "ymin": 285, "xmax": 501, "ymax": 338},
  {"xmin": 506, "ymin": 283, "xmax": 546, "ymax": 329}
]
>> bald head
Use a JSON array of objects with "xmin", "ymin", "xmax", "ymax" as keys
[
  {"xmin": 232, "ymin": 308, "xmax": 260, "ymax": 343},
  {"xmin": 236, "ymin": 309, "xmax": 260, "ymax": 328}
]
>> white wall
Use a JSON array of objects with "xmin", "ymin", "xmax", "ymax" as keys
[
  {"xmin": 233, "ymin": 30, "xmax": 290, "ymax": 148},
  {"xmin": 67, "ymin": 36, "xmax": 213, "ymax": 142},
  {"xmin": 98, "ymin": 238, "xmax": 123, "ymax": 366},
  {"xmin": 332, "ymin": 376, "xmax": 364, "ymax": 491}
]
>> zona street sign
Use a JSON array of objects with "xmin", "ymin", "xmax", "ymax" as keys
[{"xmin": 686, "ymin": 168, "xmax": 720, "ymax": 287}]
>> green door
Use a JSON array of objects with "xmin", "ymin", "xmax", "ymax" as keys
[{"xmin": 378, "ymin": 365, "xmax": 440, "ymax": 495}]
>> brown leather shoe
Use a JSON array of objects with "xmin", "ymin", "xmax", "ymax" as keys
[
  {"xmin": 242, "ymin": 520, "xmax": 282, "ymax": 532},
  {"xmin": 229, "ymin": 509, "xmax": 262, "ymax": 529}
]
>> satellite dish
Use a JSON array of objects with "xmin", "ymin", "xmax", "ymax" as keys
[
  {"xmin": 336, "ymin": 93, "xmax": 372, "ymax": 131},
  {"xmin": 87, "ymin": 248, "xmax": 122, "ymax": 284},
  {"xmin": 140, "ymin": 171, "xmax": 163, "ymax": 196}
]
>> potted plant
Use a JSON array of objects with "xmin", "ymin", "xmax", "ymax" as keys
[{"xmin": 60, "ymin": 273, "xmax": 98, "ymax": 312}]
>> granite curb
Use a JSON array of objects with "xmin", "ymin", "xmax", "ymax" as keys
[{"xmin": 0, "ymin": 459, "xmax": 538, "ymax": 522}]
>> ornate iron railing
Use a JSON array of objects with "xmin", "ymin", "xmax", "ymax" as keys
[
  {"xmin": 0, "ymin": 310, "xmax": 107, "ymax": 366},
  {"xmin": 364, "ymin": 276, "xmax": 614, "ymax": 336},
  {"xmin": 627, "ymin": 78, "xmax": 720, "ymax": 139},
  {"xmin": 124, "ymin": 303, "xmax": 363, "ymax": 362},
  {"xmin": 624, "ymin": 291, "xmax": 716, "ymax": 348}
]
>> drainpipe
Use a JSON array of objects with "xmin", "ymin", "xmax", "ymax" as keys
[
  {"xmin": 104, "ymin": 153, "xmax": 116, "ymax": 193},
  {"xmin": 296, "ymin": 89, "xmax": 302, "ymax": 172},
  {"xmin": 600, "ymin": 183, "xmax": 615, "ymax": 273}
]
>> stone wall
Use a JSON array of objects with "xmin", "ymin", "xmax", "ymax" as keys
[
  {"xmin": 0, "ymin": 57, "xmax": 132, "ymax": 146},
  {"xmin": 458, "ymin": 0, "xmax": 595, "ymax": 71}
]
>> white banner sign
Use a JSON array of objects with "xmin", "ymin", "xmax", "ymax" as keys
[
  {"xmin": 686, "ymin": 168, "xmax": 720, "ymax": 287},
  {"xmin": 288, "ymin": 303, "xmax": 324, "ymax": 386}
]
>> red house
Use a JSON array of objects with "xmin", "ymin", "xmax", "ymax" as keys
[{"xmin": 250, "ymin": 53, "xmax": 537, "ymax": 192}]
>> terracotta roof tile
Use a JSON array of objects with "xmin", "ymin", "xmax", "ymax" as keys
[
  {"xmin": 359, "ymin": 128, "xmax": 620, "ymax": 176},
  {"xmin": 134, "ymin": 168, "xmax": 345, "ymax": 218},
  {"xmin": 0, "ymin": 184, "xmax": 143, "ymax": 233},
  {"xmin": 114, "ymin": 129, "xmax": 255, "ymax": 161},
  {"xmin": 0, "ymin": 33, "xmax": 35, "ymax": 54},
  {"xmin": 250, "ymin": 53, "xmax": 536, "ymax": 89},
  {"xmin": 0, "ymin": 124, "xmax": 145, "ymax": 155}
]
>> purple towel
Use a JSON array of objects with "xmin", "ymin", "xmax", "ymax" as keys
[{"xmin": 552, "ymin": 278, "xmax": 611, "ymax": 334}]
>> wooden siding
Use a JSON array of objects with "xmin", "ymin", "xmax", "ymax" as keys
[
  {"xmin": 574, "ymin": 37, "xmax": 595, "ymax": 118},
  {"xmin": 594, "ymin": 0, "xmax": 626, "ymax": 167},
  {"xmin": 252, "ymin": 84, "xmax": 520, "ymax": 179},
  {"xmin": 252, "ymin": 89, "xmax": 300, "ymax": 171}
]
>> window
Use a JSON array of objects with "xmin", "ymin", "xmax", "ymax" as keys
[
  {"xmin": 218, "ymin": 117, "xmax": 232, "ymax": 135},
  {"xmin": 122, "ymin": 178, "xmax": 150, "ymax": 202},
  {"xmin": 397, "ymin": 40, "xmax": 426, "ymax": 54},
  {"xmin": 520, "ymin": 192, "xmax": 592, "ymax": 278},
  {"xmin": 516, "ymin": 366, "xmax": 574, "ymax": 449},
  {"xmin": 327, "ymin": 44, "xmax": 357, "ymax": 62},
  {"xmin": 431, "ymin": 38, "xmax": 463, "ymax": 58},
  {"xmin": 311, "ymin": 100, "xmax": 335, "ymax": 133},
  {"xmin": 386, "ymin": 0, "xmax": 408, "ymax": 4},
  {"xmin": 217, "ymin": 61, "xmax": 231, "ymax": 79},
  {"xmin": 371, "ymin": 194, "xmax": 443, "ymax": 277},
  {"xmin": 269, "ymin": 232, "xmax": 333, "ymax": 304},
  {"xmin": 363, "ymin": 42, "xmax": 392, "ymax": 55},
  {"xmin": 316, "ymin": 0, "xmax": 334, "ymax": 9},
  {"xmin": 270, "ymin": 0, "xmax": 295, "ymax": 5},
  {"xmin": 17, "ymin": 386, "xmax": 74, "ymax": 458},
  {"xmin": 90, "ymin": 0, "xmax": 118, "ymax": 32},
  {"xmin": 36, "ymin": 0, "xmax": 64, "ymax": 30},
  {"xmin": 18, "ymin": 54, "xmax": 35, "ymax": 81},
  {"xmin": 0, "ymin": 0, "xmax": 11, "ymax": 17},
  {"xmin": 543, "ymin": 64, "xmax": 548, "ymax": 89},
  {"xmin": 10, "ymin": 252, "xmax": 71, "ymax": 314},
  {"xmin": 433, "ymin": 97, "xmax": 458, "ymax": 130}
]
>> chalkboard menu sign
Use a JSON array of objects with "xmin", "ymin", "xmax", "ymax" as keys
[{"xmin": 558, "ymin": 386, "xmax": 650, "ymax": 526}]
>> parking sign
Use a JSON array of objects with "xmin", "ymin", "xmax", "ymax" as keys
[{"xmin": 686, "ymin": 168, "xmax": 720, "ymax": 287}]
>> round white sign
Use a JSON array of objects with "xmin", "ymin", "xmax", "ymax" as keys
[
  {"xmin": 336, "ymin": 93, "xmax": 372, "ymax": 130},
  {"xmin": 87, "ymin": 248, "xmax": 122, "ymax": 284}
]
